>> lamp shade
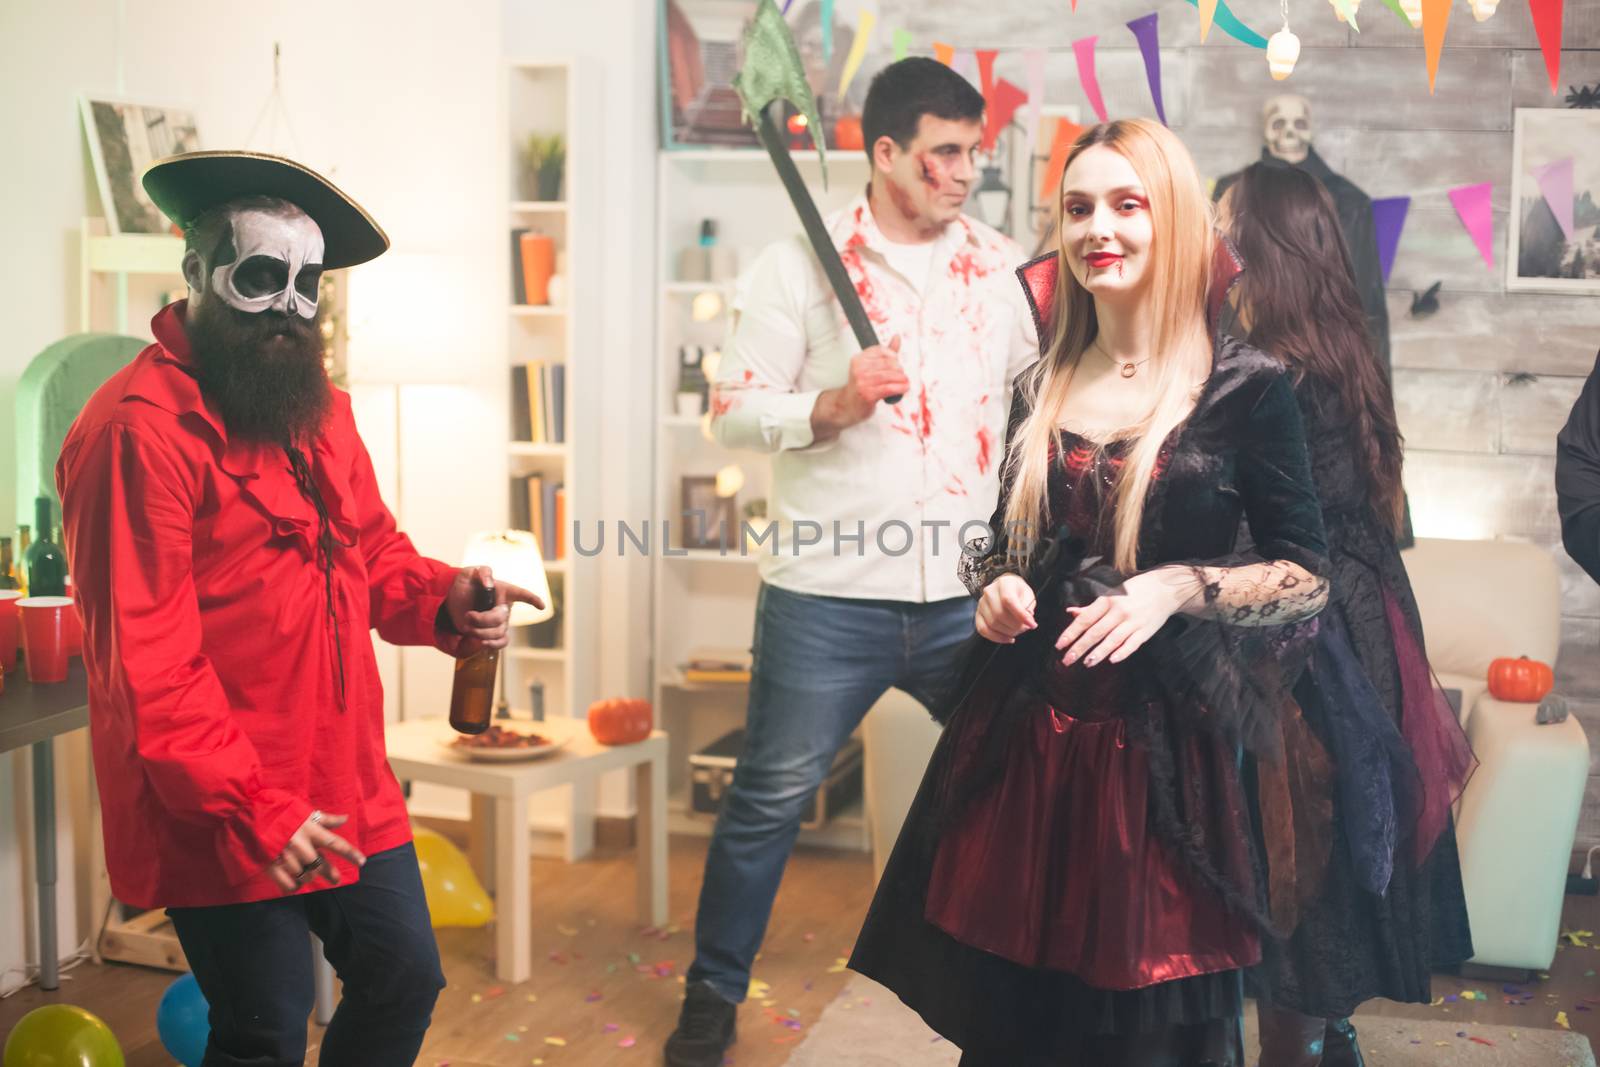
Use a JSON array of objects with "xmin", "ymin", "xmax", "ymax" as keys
[{"xmin": 462, "ymin": 529, "xmax": 554, "ymax": 625}]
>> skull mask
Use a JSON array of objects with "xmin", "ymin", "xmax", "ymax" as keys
[
  {"xmin": 184, "ymin": 202, "xmax": 325, "ymax": 320},
  {"xmin": 1262, "ymin": 95, "xmax": 1312, "ymax": 164}
]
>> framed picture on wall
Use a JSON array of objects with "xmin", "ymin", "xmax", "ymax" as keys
[
  {"xmin": 680, "ymin": 474, "xmax": 737, "ymax": 550},
  {"xmin": 1507, "ymin": 108, "xmax": 1600, "ymax": 294},
  {"xmin": 79, "ymin": 96, "xmax": 202, "ymax": 236}
]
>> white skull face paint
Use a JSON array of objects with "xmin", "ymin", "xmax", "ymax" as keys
[
  {"xmin": 207, "ymin": 207, "xmax": 325, "ymax": 319},
  {"xmin": 1262, "ymin": 94, "xmax": 1312, "ymax": 165}
]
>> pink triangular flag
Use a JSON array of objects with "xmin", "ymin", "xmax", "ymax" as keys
[
  {"xmin": 1447, "ymin": 182, "xmax": 1495, "ymax": 270},
  {"xmin": 1199, "ymin": 0, "xmax": 1219, "ymax": 41},
  {"xmin": 953, "ymin": 49, "xmax": 980, "ymax": 88},
  {"xmin": 1072, "ymin": 36, "xmax": 1108, "ymax": 123},
  {"xmin": 1024, "ymin": 49, "xmax": 1047, "ymax": 161},
  {"xmin": 1531, "ymin": 158, "xmax": 1576, "ymax": 241}
]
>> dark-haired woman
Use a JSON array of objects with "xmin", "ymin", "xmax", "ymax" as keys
[{"xmin": 1220, "ymin": 161, "xmax": 1475, "ymax": 1066}]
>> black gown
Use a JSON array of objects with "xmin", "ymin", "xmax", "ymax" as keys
[
  {"xmin": 850, "ymin": 335, "xmax": 1333, "ymax": 1065},
  {"xmin": 1248, "ymin": 375, "xmax": 1474, "ymax": 1018}
]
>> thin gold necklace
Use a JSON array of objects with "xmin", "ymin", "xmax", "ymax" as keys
[{"xmin": 1092, "ymin": 339, "xmax": 1150, "ymax": 379}]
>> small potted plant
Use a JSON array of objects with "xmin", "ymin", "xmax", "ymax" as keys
[{"xmin": 523, "ymin": 133, "xmax": 566, "ymax": 201}]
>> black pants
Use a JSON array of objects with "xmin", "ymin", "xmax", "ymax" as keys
[{"xmin": 167, "ymin": 842, "xmax": 445, "ymax": 1067}]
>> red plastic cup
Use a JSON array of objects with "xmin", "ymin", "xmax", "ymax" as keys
[
  {"xmin": 0, "ymin": 591, "xmax": 19, "ymax": 674},
  {"xmin": 19, "ymin": 596, "xmax": 73, "ymax": 683}
]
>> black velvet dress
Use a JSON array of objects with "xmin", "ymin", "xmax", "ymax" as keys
[
  {"xmin": 849, "ymin": 335, "xmax": 1333, "ymax": 1065},
  {"xmin": 1247, "ymin": 375, "xmax": 1475, "ymax": 1018}
]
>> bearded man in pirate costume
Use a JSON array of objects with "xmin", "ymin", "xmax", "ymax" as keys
[{"xmin": 57, "ymin": 151, "xmax": 542, "ymax": 1067}]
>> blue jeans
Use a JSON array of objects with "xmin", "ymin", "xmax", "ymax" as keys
[
  {"xmin": 166, "ymin": 842, "xmax": 445, "ymax": 1067},
  {"xmin": 686, "ymin": 583, "xmax": 976, "ymax": 1003}
]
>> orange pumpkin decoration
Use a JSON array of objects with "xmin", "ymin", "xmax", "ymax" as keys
[
  {"xmin": 1487, "ymin": 656, "xmax": 1554, "ymax": 703},
  {"xmin": 587, "ymin": 697, "xmax": 653, "ymax": 746},
  {"xmin": 834, "ymin": 115, "xmax": 864, "ymax": 152}
]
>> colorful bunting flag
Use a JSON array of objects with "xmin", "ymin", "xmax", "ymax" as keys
[
  {"xmin": 1199, "ymin": 0, "xmax": 1219, "ymax": 42},
  {"xmin": 1024, "ymin": 48, "xmax": 1047, "ymax": 160},
  {"xmin": 1181, "ymin": 0, "xmax": 1268, "ymax": 48},
  {"xmin": 1377, "ymin": 0, "xmax": 1416, "ymax": 26},
  {"xmin": 892, "ymin": 28, "xmax": 912, "ymax": 63},
  {"xmin": 984, "ymin": 79, "xmax": 1030, "ymax": 153},
  {"xmin": 933, "ymin": 42, "xmax": 955, "ymax": 67},
  {"xmin": 1422, "ymin": 0, "xmax": 1451, "ymax": 94},
  {"xmin": 837, "ymin": 8, "xmax": 876, "ymax": 98},
  {"xmin": 1073, "ymin": 37, "xmax": 1109, "ymax": 123},
  {"xmin": 821, "ymin": 0, "xmax": 834, "ymax": 62},
  {"xmin": 1127, "ymin": 13, "xmax": 1167, "ymax": 125},
  {"xmin": 1530, "ymin": 0, "xmax": 1564, "ymax": 94},
  {"xmin": 1371, "ymin": 196, "xmax": 1410, "ymax": 283},
  {"xmin": 1531, "ymin": 158, "xmax": 1575, "ymax": 241},
  {"xmin": 1447, "ymin": 182, "xmax": 1496, "ymax": 270},
  {"xmin": 977, "ymin": 49, "xmax": 999, "ymax": 101},
  {"xmin": 1040, "ymin": 118, "xmax": 1087, "ymax": 204}
]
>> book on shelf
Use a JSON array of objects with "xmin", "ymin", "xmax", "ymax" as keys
[
  {"xmin": 510, "ymin": 365, "xmax": 533, "ymax": 441},
  {"xmin": 682, "ymin": 646, "xmax": 752, "ymax": 684},
  {"xmin": 510, "ymin": 227, "xmax": 529, "ymax": 305}
]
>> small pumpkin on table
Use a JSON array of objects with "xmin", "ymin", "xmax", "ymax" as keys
[{"xmin": 587, "ymin": 697, "xmax": 654, "ymax": 746}]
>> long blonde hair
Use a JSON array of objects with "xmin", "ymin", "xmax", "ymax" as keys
[{"xmin": 1002, "ymin": 119, "xmax": 1216, "ymax": 572}]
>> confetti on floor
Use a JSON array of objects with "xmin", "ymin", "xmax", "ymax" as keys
[
  {"xmin": 1562, "ymin": 929, "xmax": 1594, "ymax": 948},
  {"xmin": 557, "ymin": 924, "xmax": 579, "ymax": 936},
  {"xmin": 748, "ymin": 978, "xmax": 772, "ymax": 999},
  {"xmin": 618, "ymin": 1036, "xmax": 636, "ymax": 1048},
  {"xmin": 1556, "ymin": 1011, "xmax": 1572, "ymax": 1030},
  {"xmin": 544, "ymin": 1035, "xmax": 568, "ymax": 1046}
]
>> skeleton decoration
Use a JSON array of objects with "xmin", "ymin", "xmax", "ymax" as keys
[
  {"xmin": 183, "ymin": 204, "xmax": 325, "ymax": 319},
  {"xmin": 1262, "ymin": 94, "xmax": 1312, "ymax": 164}
]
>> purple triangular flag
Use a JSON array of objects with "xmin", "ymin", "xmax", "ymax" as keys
[
  {"xmin": 1531, "ymin": 157, "xmax": 1575, "ymax": 241},
  {"xmin": 1447, "ymin": 182, "xmax": 1496, "ymax": 271},
  {"xmin": 1126, "ymin": 13, "xmax": 1166, "ymax": 126},
  {"xmin": 1371, "ymin": 197, "xmax": 1410, "ymax": 284}
]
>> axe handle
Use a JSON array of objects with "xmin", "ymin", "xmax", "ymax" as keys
[{"xmin": 755, "ymin": 104, "xmax": 902, "ymax": 404}]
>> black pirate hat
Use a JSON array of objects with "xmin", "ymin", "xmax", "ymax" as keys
[{"xmin": 141, "ymin": 150, "xmax": 388, "ymax": 269}]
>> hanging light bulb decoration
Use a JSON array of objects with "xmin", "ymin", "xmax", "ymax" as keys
[
  {"xmin": 1399, "ymin": 0, "xmax": 1423, "ymax": 27},
  {"xmin": 1268, "ymin": 0, "xmax": 1301, "ymax": 81},
  {"xmin": 1469, "ymin": 0, "xmax": 1499, "ymax": 20}
]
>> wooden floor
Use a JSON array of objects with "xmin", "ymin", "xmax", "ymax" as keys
[{"xmin": 5, "ymin": 836, "xmax": 1600, "ymax": 1065}]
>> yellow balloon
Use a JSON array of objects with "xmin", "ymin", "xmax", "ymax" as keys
[
  {"xmin": 413, "ymin": 826, "xmax": 494, "ymax": 927},
  {"xmin": 3, "ymin": 1004, "xmax": 125, "ymax": 1067}
]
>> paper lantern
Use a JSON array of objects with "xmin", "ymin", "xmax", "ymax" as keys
[
  {"xmin": 1267, "ymin": 27, "xmax": 1301, "ymax": 80},
  {"xmin": 1469, "ymin": 0, "xmax": 1499, "ymax": 19},
  {"xmin": 1399, "ymin": 0, "xmax": 1423, "ymax": 26}
]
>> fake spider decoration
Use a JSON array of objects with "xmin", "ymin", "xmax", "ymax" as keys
[{"xmin": 1567, "ymin": 82, "xmax": 1600, "ymax": 109}]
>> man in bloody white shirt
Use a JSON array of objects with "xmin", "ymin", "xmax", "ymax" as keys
[{"xmin": 666, "ymin": 58, "xmax": 1038, "ymax": 1067}]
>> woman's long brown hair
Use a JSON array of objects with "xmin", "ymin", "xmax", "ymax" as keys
[{"xmin": 1223, "ymin": 162, "xmax": 1407, "ymax": 536}]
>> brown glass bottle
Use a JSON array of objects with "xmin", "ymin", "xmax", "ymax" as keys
[
  {"xmin": 448, "ymin": 579, "xmax": 498, "ymax": 735},
  {"xmin": 0, "ymin": 537, "xmax": 17, "ymax": 590}
]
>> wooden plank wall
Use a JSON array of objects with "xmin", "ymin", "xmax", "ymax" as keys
[{"xmin": 871, "ymin": 0, "xmax": 1600, "ymax": 837}]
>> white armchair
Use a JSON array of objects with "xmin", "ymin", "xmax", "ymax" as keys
[{"xmin": 1402, "ymin": 537, "xmax": 1589, "ymax": 973}]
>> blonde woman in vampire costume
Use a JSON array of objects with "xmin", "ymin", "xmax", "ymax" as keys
[{"xmin": 850, "ymin": 119, "xmax": 1333, "ymax": 1065}]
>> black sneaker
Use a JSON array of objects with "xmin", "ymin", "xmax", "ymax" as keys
[{"xmin": 664, "ymin": 980, "xmax": 737, "ymax": 1067}]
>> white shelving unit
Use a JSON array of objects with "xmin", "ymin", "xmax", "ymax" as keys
[
  {"xmin": 406, "ymin": 56, "xmax": 601, "ymax": 856},
  {"xmin": 651, "ymin": 147, "xmax": 873, "ymax": 852}
]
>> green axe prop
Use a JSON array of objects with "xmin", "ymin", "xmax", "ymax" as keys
[{"xmin": 733, "ymin": 0, "xmax": 899, "ymax": 403}]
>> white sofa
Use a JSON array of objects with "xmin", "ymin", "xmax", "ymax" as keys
[
  {"xmin": 1403, "ymin": 537, "xmax": 1589, "ymax": 973},
  {"xmin": 861, "ymin": 538, "xmax": 1592, "ymax": 974}
]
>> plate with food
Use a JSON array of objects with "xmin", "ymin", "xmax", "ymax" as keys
[{"xmin": 439, "ymin": 720, "xmax": 573, "ymax": 762}]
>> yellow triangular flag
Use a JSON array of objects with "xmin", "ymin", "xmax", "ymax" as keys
[
  {"xmin": 838, "ymin": 10, "xmax": 878, "ymax": 98},
  {"xmin": 1199, "ymin": 0, "xmax": 1219, "ymax": 41}
]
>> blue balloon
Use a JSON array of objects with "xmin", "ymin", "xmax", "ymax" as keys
[{"xmin": 156, "ymin": 973, "xmax": 210, "ymax": 1067}]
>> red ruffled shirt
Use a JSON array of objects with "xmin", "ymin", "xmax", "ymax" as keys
[{"xmin": 57, "ymin": 301, "xmax": 457, "ymax": 908}]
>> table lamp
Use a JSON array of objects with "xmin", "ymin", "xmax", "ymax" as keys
[{"xmin": 462, "ymin": 529, "xmax": 554, "ymax": 718}]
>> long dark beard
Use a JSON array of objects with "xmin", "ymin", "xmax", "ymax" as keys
[{"xmin": 185, "ymin": 297, "xmax": 331, "ymax": 445}]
